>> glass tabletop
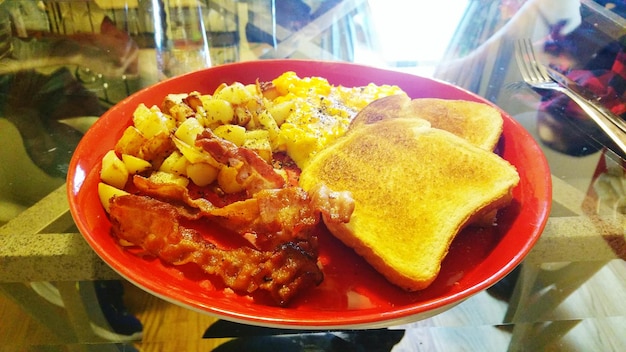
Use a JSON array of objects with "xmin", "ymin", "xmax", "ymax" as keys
[{"xmin": 1, "ymin": 0, "xmax": 625, "ymax": 351}]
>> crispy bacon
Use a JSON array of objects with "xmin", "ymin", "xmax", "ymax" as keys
[
  {"xmin": 109, "ymin": 194, "xmax": 323, "ymax": 305},
  {"xmin": 195, "ymin": 129, "xmax": 286, "ymax": 194},
  {"xmin": 128, "ymin": 176, "xmax": 354, "ymax": 252},
  {"xmin": 132, "ymin": 175, "xmax": 215, "ymax": 212},
  {"xmin": 207, "ymin": 185, "xmax": 352, "ymax": 251},
  {"xmin": 308, "ymin": 183, "xmax": 355, "ymax": 223}
]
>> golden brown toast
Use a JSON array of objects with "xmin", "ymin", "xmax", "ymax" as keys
[
  {"xmin": 350, "ymin": 95, "xmax": 504, "ymax": 150},
  {"xmin": 299, "ymin": 118, "xmax": 519, "ymax": 291}
]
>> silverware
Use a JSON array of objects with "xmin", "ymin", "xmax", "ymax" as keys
[
  {"xmin": 515, "ymin": 38, "xmax": 626, "ymax": 156},
  {"xmin": 543, "ymin": 65, "xmax": 626, "ymax": 134}
]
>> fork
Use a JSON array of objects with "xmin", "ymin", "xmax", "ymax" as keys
[{"xmin": 514, "ymin": 38, "xmax": 626, "ymax": 156}]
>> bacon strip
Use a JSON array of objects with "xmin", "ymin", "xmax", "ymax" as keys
[
  {"xmin": 207, "ymin": 187, "xmax": 318, "ymax": 251},
  {"xmin": 207, "ymin": 184, "xmax": 354, "ymax": 251},
  {"xmin": 109, "ymin": 194, "xmax": 323, "ymax": 305},
  {"xmin": 195, "ymin": 129, "xmax": 286, "ymax": 195},
  {"xmin": 129, "ymin": 177, "xmax": 354, "ymax": 252},
  {"xmin": 132, "ymin": 175, "xmax": 215, "ymax": 212},
  {"xmin": 308, "ymin": 183, "xmax": 355, "ymax": 223}
]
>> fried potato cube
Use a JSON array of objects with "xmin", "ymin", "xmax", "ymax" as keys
[
  {"xmin": 122, "ymin": 154, "xmax": 152, "ymax": 174},
  {"xmin": 214, "ymin": 82, "xmax": 253, "ymax": 105},
  {"xmin": 115, "ymin": 126, "xmax": 146, "ymax": 157},
  {"xmin": 159, "ymin": 150, "xmax": 189, "ymax": 176},
  {"xmin": 187, "ymin": 162, "xmax": 219, "ymax": 187},
  {"xmin": 101, "ymin": 150, "xmax": 129, "ymax": 189},
  {"xmin": 243, "ymin": 130, "xmax": 272, "ymax": 163},
  {"xmin": 259, "ymin": 81, "xmax": 279, "ymax": 100},
  {"xmin": 138, "ymin": 132, "xmax": 174, "ymax": 169},
  {"xmin": 165, "ymin": 100, "xmax": 196, "ymax": 124},
  {"xmin": 133, "ymin": 104, "xmax": 175, "ymax": 138},
  {"xmin": 244, "ymin": 129, "xmax": 270, "ymax": 140},
  {"xmin": 266, "ymin": 100, "xmax": 294, "ymax": 126},
  {"xmin": 244, "ymin": 139, "xmax": 272, "ymax": 164},
  {"xmin": 200, "ymin": 98, "xmax": 235, "ymax": 126},
  {"xmin": 245, "ymin": 83, "xmax": 260, "ymax": 96},
  {"xmin": 98, "ymin": 182, "xmax": 129, "ymax": 213},
  {"xmin": 243, "ymin": 95, "xmax": 262, "ymax": 113},
  {"xmin": 255, "ymin": 110, "xmax": 281, "ymax": 149},
  {"xmin": 161, "ymin": 93, "xmax": 183, "ymax": 111},
  {"xmin": 213, "ymin": 124, "xmax": 246, "ymax": 146},
  {"xmin": 217, "ymin": 165, "xmax": 244, "ymax": 194},
  {"xmin": 172, "ymin": 137, "xmax": 220, "ymax": 168},
  {"xmin": 183, "ymin": 91, "xmax": 205, "ymax": 111},
  {"xmin": 234, "ymin": 106, "xmax": 253, "ymax": 127},
  {"xmin": 174, "ymin": 117, "xmax": 205, "ymax": 145},
  {"xmin": 162, "ymin": 93, "xmax": 201, "ymax": 124},
  {"xmin": 149, "ymin": 170, "xmax": 189, "ymax": 188}
]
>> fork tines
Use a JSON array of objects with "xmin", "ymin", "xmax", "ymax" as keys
[{"xmin": 515, "ymin": 38, "xmax": 551, "ymax": 85}]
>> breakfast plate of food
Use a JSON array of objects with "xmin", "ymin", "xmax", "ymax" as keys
[{"xmin": 67, "ymin": 60, "xmax": 551, "ymax": 329}]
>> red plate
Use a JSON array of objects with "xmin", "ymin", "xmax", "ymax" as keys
[{"xmin": 67, "ymin": 60, "xmax": 551, "ymax": 329}]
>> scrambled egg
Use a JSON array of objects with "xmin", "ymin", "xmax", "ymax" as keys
[{"xmin": 270, "ymin": 71, "xmax": 405, "ymax": 168}]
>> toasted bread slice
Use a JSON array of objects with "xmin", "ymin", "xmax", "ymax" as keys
[
  {"xmin": 350, "ymin": 95, "xmax": 504, "ymax": 150},
  {"xmin": 299, "ymin": 118, "xmax": 519, "ymax": 291}
]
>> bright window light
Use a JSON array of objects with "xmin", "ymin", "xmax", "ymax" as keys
[{"xmin": 366, "ymin": 0, "xmax": 469, "ymax": 73}]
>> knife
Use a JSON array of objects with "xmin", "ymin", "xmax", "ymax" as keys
[{"xmin": 544, "ymin": 66, "xmax": 626, "ymax": 134}]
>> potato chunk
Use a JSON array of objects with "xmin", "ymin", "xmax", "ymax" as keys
[
  {"xmin": 122, "ymin": 154, "xmax": 152, "ymax": 174},
  {"xmin": 101, "ymin": 150, "xmax": 129, "ymax": 189},
  {"xmin": 200, "ymin": 98, "xmax": 235, "ymax": 126},
  {"xmin": 149, "ymin": 170, "xmax": 190, "ymax": 188},
  {"xmin": 217, "ymin": 165, "xmax": 244, "ymax": 194},
  {"xmin": 243, "ymin": 130, "xmax": 272, "ymax": 163},
  {"xmin": 115, "ymin": 126, "xmax": 146, "ymax": 157},
  {"xmin": 159, "ymin": 150, "xmax": 189, "ymax": 176},
  {"xmin": 98, "ymin": 182, "xmax": 129, "ymax": 213},
  {"xmin": 133, "ymin": 104, "xmax": 175, "ymax": 138},
  {"xmin": 175, "ymin": 117, "xmax": 204, "ymax": 145},
  {"xmin": 187, "ymin": 162, "xmax": 219, "ymax": 187},
  {"xmin": 213, "ymin": 124, "xmax": 247, "ymax": 146}
]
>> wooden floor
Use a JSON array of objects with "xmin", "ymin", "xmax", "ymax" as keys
[
  {"xmin": 0, "ymin": 281, "xmax": 231, "ymax": 351},
  {"xmin": 1, "ymin": 260, "xmax": 626, "ymax": 351},
  {"xmin": 123, "ymin": 282, "xmax": 232, "ymax": 351}
]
